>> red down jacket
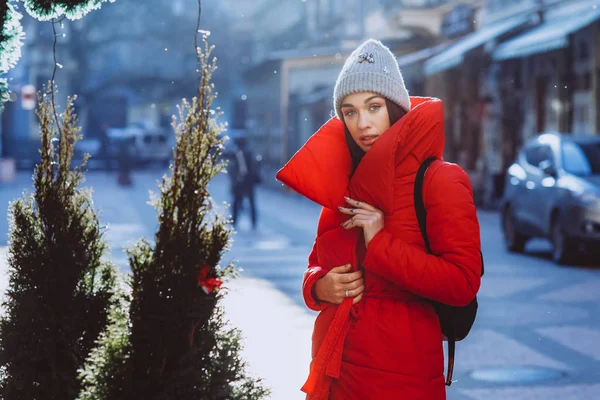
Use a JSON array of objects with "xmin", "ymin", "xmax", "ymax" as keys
[{"xmin": 276, "ymin": 97, "xmax": 482, "ymax": 400}]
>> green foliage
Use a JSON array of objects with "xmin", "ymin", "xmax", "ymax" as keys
[
  {"xmin": 0, "ymin": 78, "xmax": 9, "ymax": 112},
  {"xmin": 77, "ymin": 291, "xmax": 132, "ymax": 400},
  {"xmin": 0, "ymin": 1, "xmax": 25, "ymax": 111},
  {"xmin": 76, "ymin": 38, "xmax": 269, "ymax": 400},
  {"xmin": 0, "ymin": 85, "xmax": 120, "ymax": 399},
  {"xmin": 20, "ymin": 0, "xmax": 116, "ymax": 21},
  {"xmin": 1, "ymin": 0, "xmax": 117, "ymax": 110},
  {"xmin": 0, "ymin": 2, "xmax": 24, "ymax": 73}
]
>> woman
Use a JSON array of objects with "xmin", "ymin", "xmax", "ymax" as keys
[{"xmin": 276, "ymin": 39, "xmax": 482, "ymax": 400}]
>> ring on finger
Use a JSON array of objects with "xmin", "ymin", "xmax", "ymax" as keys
[{"xmin": 345, "ymin": 289, "xmax": 349, "ymax": 298}]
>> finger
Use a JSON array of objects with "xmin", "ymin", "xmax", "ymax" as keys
[
  {"xmin": 336, "ymin": 270, "xmax": 362, "ymax": 284},
  {"xmin": 345, "ymin": 285, "xmax": 364, "ymax": 298},
  {"xmin": 341, "ymin": 287, "xmax": 356, "ymax": 300},
  {"xmin": 352, "ymin": 292, "xmax": 363, "ymax": 305},
  {"xmin": 344, "ymin": 196, "xmax": 379, "ymax": 212},
  {"xmin": 348, "ymin": 278, "xmax": 364, "ymax": 290},
  {"xmin": 343, "ymin": 215, "xmax": 368, "ymax": 230},
  {"xmin": 349, "ymin": 270, "xmax": 364, "ymax": 281},
  {"xmin": 338, "ymin": 289, "xmax": 352, "ymax": 304},
  {"xmin": 330, "ymin": 263, "xmax": 352, "ymax": 273},
  {"xmin": 353, "ymin": 284, "xmax": 365, "ymax": 297},
  {"xmin": 337, "ymin": 207, "xmax": 371, "ymax": 216},
  {"xmin": 342, "ymin": 270, "xmax": 363, "ymax": 283},
  {"xmin": 338, "ymin": 282, "xmax": 364, "ymax": 301},
  {"xmin": 342, "ymin": 215, "xmax": 365, "ymax": 229}
]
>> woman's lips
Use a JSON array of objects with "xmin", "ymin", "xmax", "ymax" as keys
[{"xmin": 360, "ymin": 135, "xmax": 378, "ymax": 146}]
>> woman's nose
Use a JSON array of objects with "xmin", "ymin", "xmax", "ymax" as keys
[{"xmin": 357, "ymin": 113, "xmax": 370, "ymax": 129}]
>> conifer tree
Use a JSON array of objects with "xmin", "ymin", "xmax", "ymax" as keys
[
  {"xmin": 76, "ymin": 37, "xmax": 269, "ymax": 400},
  {"xmin": 0, "ymin": 86, "xmax": 119, "ymax": 399}
]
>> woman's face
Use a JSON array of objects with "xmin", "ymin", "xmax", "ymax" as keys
[{"xmin": 341, "ymin": 92, "xmax": 390, "ymax": 152}]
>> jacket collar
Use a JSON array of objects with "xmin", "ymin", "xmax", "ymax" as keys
[{"xmin": 276, "ymin": 97, "xmax": 445, "ymax": 213}]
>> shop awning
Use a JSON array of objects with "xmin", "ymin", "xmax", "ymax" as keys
[
  {"xmin": 493, "ymin": 8, "xmax": 600, "ymax": 61},
  {"xmin": 424, "ymin": 15, "xmax": 530, "ymax": 76},
  {"xmin": 397, "ymin": 43, "xmax": 450, "ymax": 68}
]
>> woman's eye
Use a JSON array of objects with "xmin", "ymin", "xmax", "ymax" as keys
[
  {"xmin": 370, "ymin": 105, "xmax": 381, "ymax": 111},
  {"xmin": 344, "ymin": 110, "xmax": 356, "ymax": 117}
]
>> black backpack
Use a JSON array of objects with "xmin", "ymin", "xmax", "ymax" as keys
[{"xmin": 413, "ymin": 157, "xmax": 484, "ymax": 386}]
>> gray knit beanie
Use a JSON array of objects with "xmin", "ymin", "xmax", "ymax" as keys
[{"xmin": 334, "ymin": 39, "xmax": 410, "ymax": 120}]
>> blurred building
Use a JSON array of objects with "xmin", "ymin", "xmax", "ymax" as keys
[
  {"xmin": 1, "ymin": 15, "xmax": 74, "ymax": 168},
  {"xmin": 1, "ymin": 0, "xmax": 231, "ymax": 169},
  {"xmin": 421, "ymin": 0, "xmax": 600, "ymax": 205},
  {"xmin": 236, "ymin": 0, "xmax": 600, "ymax": 204},
  {"xmin": 491, "ymin": 0, "xmax": 600, "ymax": 166},
  {"xmin": 240, "ymin": 0, "xmax": 452, "ymax": 174},
  {"xmin": 423, "ymin": 1, "xmax": 531, "ymax": 172},
  {"xmin": 237, "ymin": 0, "xmax": 600, "ymax": 203}
]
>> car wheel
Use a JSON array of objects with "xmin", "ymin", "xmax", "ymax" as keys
[
  {"xmin": 502, "ymin": 208, "xmax": 527, "ymax": 253},
  {"xmin": 551, "ymin": 217, "xmax": 575, "ymax": 265}
]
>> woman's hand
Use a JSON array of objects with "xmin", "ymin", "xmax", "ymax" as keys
[
  {"xmin": 338, "ymin": 196, "xmax": 384, "ymax": 248},
  {"xmin": 314, "ymin": 263, "xmax": 364, "ymax": 305}
]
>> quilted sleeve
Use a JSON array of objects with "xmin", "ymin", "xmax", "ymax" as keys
[
  {"xmin": 362, "ymin": 163, "xmax": 482, "ymax": 307},
  {"xmin": 302, "ymin": 239, "xmax": 329, "ymax": 311}
]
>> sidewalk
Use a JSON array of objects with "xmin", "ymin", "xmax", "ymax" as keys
[
  {"xmin": 0, "ymin": 246, "xmax": 314, "ymax": 400},
  {"xmin": 221, "ymin": 276, "xmax": 314, "ymax": 400}
]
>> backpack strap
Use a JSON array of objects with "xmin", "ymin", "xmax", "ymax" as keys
[
  {"xmin": 414, "ymin": 157, "xmax": 457, "ymax": 386},
  {"xmin": 414, "ymin": 157, "xmax": 438, "ymax": 254}
]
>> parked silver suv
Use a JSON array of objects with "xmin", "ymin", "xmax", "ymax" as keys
[
  {"xmin": 106, "ymin": 121, "xmax": 174, "ymax": 167},
  {"xmin": 501, "ymin": 133, "xmax": 600, "ymax": 264}
]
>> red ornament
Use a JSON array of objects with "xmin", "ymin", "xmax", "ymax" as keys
[{"xmin": 197, "ymin": 265, "xmax": 223, "ymax": 294}]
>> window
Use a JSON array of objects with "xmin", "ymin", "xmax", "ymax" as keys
[
  {"xmin": 514, "ymin": 70, "xmax": 522, "ymax": 90},
  {"xmin": 549, "ymin": 57, "xmax": 556, "ymax": 72},
  {"xmin": 573, "ymin": 92, "xmax": 593, "ymax": 134},
  {"xmin": 583, "ymin": 72, "xmax": 591, "ymax": 90},
  {"xmin": 579, "ymin": 40, "xmax": 589, "ymax": 61},
  {"xmin": 525, "ymin": 144, "xmax": 553, "ymax": 168},
  {"xmin": 544, "ymin": 83, "xmax": 559, "ymax": 132},
  {"xmin": 562, "ymin": 140, "xmax": 600, "ymax": 176},
  {"xmin": 575, "ymin": 73, "xmax": 591, "ymax": 90}
]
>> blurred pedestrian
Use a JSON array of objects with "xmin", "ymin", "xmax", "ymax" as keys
[
  {"xmin": 229, "ymin": 136, "xmax": 261, "ymax": 230},
  {"xmin": 276, "ymin": 39, "xmax": 483, "ymax": 399},
  {"xmin": 117, "ymin": 136, "xmax": 135, "ymax": 186}
]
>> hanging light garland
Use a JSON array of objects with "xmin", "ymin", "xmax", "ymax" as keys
[
  {"xmin": 0, "ymin": 2, "xmax": 24, "ymax": 74},
  {"xmin": 20, "ymin": 0, "xmax": 116, "ymax": 21},
  {"xmin": 0, "ymin": 2, "xmax": 25, "ymax": 111},
  {"xmin": 0, "ymin": 0, "xmax": 116, "ymax": 110}
]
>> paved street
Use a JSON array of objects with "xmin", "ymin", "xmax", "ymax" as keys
[{"xmin": 1, "ymin": 168, "xmax": 599, "ymax": 400}]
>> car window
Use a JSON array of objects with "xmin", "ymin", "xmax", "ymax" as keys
[
  {"xmin": 525, "ymin": 144, "xmax": 553, "ymax": 168},
  {"xmin": 562, "ymin": 141, "xmax": 600, "ymax": 176},
  {"xmin": 524, "ymin": 146, "xmax": 539, "ymax": 166},
  {"xmin": 579, "ymin": 142, "xmax": 600, "ymax": 174}
]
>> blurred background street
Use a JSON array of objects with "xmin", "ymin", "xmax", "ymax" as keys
[
  {"xmin": 2, "ymin": 0, "xmax": 600, "ymax": 398},
  {"xmin": 1, "ymin": 168, "xmax": 599, "ymax": 400}
]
